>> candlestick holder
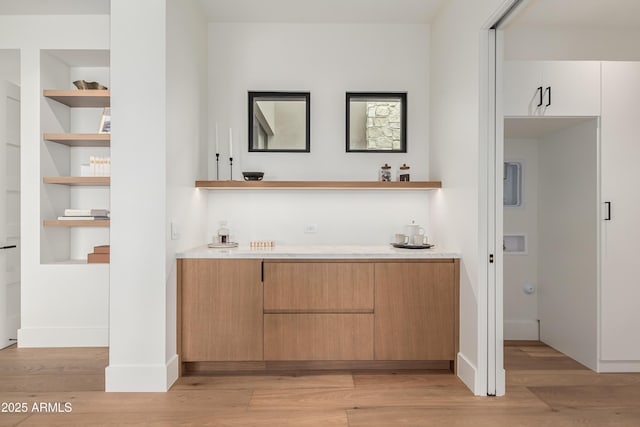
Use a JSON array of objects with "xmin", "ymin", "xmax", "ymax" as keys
[
  {"xmin": 229, "ymin": 157, "xmax": 234, "ymax": 181},
  {"xmin": 215, "ymin": 153, "xmax": 220, "ymax": 180}
]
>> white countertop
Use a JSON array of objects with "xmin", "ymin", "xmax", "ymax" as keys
[{"xmin": 176, "ymin": 244, "xmax": 460, "ymax": 259}]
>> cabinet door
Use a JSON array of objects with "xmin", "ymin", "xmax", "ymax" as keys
[
  {"xmin": 503, "ymin": 61, "xmax": 544, "ymax": 116},
  {"xmin": 374, "ymin": 262, "xmax": 455, "ymax": 360},
  {"xmin": 600, "ymin": 62, "xmax": 640, "ymax": 362},
  {"xmin": 180, "ymin": 259, "xmax": 263, "ymax": 361},
  {"xmin": 542, "ymin": 61, "xmax": 601, "ymax": 116}
]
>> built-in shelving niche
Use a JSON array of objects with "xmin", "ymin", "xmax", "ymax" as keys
[{"xmin": 40, "ymin": 49, "xmax": 110, "ymax": 264}]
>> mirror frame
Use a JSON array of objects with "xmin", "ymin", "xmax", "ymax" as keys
[
  {"xmin": 345, "ymin": 91, "xmax": 407, "ymax": 153},
  {"xmin": 248, "ymin": 91, "xmax": 311, "ymax": 153}
]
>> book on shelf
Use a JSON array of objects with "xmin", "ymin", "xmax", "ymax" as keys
[
  {"xmin": 57, "ymin": 216, "xmax": 109, "ymax": 221},
  {"xmin": 63, "ymin": 208, "xmax": 110, "ymax": 217},
  {"xmin": 88, "ymin": 252, "xmax": 109, "ymax": 264},
  {"xmin": 93, "ymin": 245, "xmax": 110, "ymax": 254}
]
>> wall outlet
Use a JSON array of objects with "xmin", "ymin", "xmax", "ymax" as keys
[
  {"xmin": 171, "ymin": 222, "xmax": 181, "ymax": 240},
  {"xmin": 304, "ymin": 224, "xmax": 318, "ymax": 234}
]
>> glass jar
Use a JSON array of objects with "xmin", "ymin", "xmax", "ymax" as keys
[
  {"xmin": 380, "ymin": 163, "xmax": 392, "ymax": 182},
  {"xmin": 397, "ymin": 163, "xmax": 410, "ymax": 182},
  {"xmin": 217, "ymin": 221, "xmax": 230, "ymax": 244}
]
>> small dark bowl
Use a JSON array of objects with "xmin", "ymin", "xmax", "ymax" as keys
[{"xmin": 242, "ymin": 172, "xmax": 264, "ymax": 181}]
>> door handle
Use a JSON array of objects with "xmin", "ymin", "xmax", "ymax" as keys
[
  {"xmin": 0, "ymin": 245, "xmax": 16, "ymax": 250},
  {"xmin": 605, "ymin": 202, "xmax": 612, "ymax": 221},
  {"xmin": 536, "ymin": 86, "xmax": 543, "ymax": 107},
  {"xmin": 544, "ymin": 86, "xmax": 551, "ymax": 107}
]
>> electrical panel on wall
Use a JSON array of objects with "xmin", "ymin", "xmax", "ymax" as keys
[{"xmin": 504, "ymin": 161, "xmax": 522, "ymax": 207}]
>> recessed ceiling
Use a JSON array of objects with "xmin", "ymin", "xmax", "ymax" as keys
[
  {"xmin": 0, "ymin": 0, "xmax": 109, "ymax": 15},
  {"xmin": 199, "ymin": 0, "xmax": 446, "ymax": 23},
  {"xmin": 507, "ymin": 0, "xmax": 640, "ymax": 30}
]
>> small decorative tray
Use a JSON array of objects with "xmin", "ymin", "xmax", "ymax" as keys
[
  {"xmin": 207, "ymin": 242, "xmax": 239, "ymax": 248},
  {"xmin": 391, "ymin": 243, "xmax": 434, "ymax": 249}
]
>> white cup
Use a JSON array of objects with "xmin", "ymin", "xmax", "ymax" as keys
[{"xmin": 394, "ymin": 233, "xmax": 409, "ymax": 244}]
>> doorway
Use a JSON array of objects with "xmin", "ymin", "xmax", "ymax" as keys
[
  {"xmin": 0, "ymin": 78, "xmax": 20, "ymax": 349},
  {"xmin": 502, "ymin": 117, "xmax": 599, "ymax": 370}
]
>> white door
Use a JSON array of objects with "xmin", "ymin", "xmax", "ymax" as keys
[
  {"xmin": 542, "ymin": 61, "xmax": 601, "ymax": 117},
  {"xmin": 600, "ymin": 62, "xmax": 640, "ymax": 363},
  {"xmin": 503, "ymin": 61, "xmax": 543, "ymax": 116},
  {"xmin": 0, "ymin": 81, "xmax": 20, "ymax": 349}
]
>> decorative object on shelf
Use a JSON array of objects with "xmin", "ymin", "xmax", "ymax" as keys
[
  {"xmin": 242, "ymin": 171, "xmax": 264, "ymax": 181},
  {"xmin": 87, "ymin": 245, "xmax": 110, "ymax": 263},
  {"xmin": 250, "ymin": 240, "xmax": 275, "ymax": 248},
  {"xmin": 98, "ymin": 108, "xmax": 111, "ymax": 134},
  {"xmin": 83, "ymin": 156, "xmax": 110, "ymax": 177},
  {"xmin": 394, "ymin": 233, "xmax": 409, "ymax": 244},
  {"xmin": 248, "ymin": 91, "xmax": 311, "ymax": 152},
  {"xmin": 207, "ymin": 242, "xmax": 239, "ymax": 249},
  {"xmin": 379, "ymin": 163, "xmax": 392, "ymax": 181},
  {"xmin": 397, "ymin": 163, "xmax": 410, "ymax": 182},
  {"xmin": 229, "ymin": 127, "xmax": 234, "ymax": 180},
  {"xmin": 216, "ymin": 221, "xmax": 230, "ymax": 244},
  {"xmin": 73, "ymin": 80, "xmax": 108, "ymax": 90},
  {"xmin": 215, "ymin": 123, "xmax": 220, "ymax": 180},
  {"xmin": 346, "ymin": 92, "xmax": 407, "ymax": 153},
  {"xmin": 58, "ymin": 208, "xmax": 110, "ymax": 221}
]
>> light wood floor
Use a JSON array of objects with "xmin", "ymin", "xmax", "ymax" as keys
[{"xmin": 1, "ymin": 342, "xmax": 640, "ymax": 426}]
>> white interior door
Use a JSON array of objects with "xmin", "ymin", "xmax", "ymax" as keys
[{"xmin": 0, "ymin": 81, "xmax": 20, "ymax": 349}]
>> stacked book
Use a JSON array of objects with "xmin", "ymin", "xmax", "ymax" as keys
[
  {"xmin": 88, "ymin": 245, "xmax": 110, "ymax": 264},
  {"xmin": 58, "ymin": 209, "xmax": 110, "ymax": 221}
]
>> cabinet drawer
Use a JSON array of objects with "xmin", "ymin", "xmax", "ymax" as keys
[
  {"xmin": 263, "ymin": 262, "xmax": 374, "ymax": 311},
  {"xmin": 264, "ymin": 314, "xmax": 374, "ymax": 360}
]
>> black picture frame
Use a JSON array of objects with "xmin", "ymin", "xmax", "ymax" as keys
[
  {"xmin": 248, "ymin": 91, "xmax": 311, "ymax": 153},
  {"xmin": 346, "ymin": 92, "xmax": 407, "ymax": 153}
]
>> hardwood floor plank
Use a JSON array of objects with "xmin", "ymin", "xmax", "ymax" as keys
[
  {"xmin": 0, "ymin": 413, "xmax": 31, "ymax": 427},
  {"xmin": 353, "ymin": 371, "xmax": 462, "ymax": 389},
  {"xmin": 508, "ymin": 370, "xmax": 640, "ymax": 387},
  {"xmin": 347, "ymin": 407, "xmax": 640, "ymax": 427},
  {"xmin": 0, "ymin": 374, "xmax": 104, "ymax": 392},
  {"xmin": 248, "ymin": 386, "xmax": 548, "ymax": 411},
  {"xmin": 529, "ymin": 384, "xmax": 640, "ymax": 410},
  {"xmin": 172, "ymin": 374, "xmax": 354, "ymax": 390},
  {"xmin": 0, "ymin": 390, "xmax": 252, "ymax": 414},
  {"xmin": 16, "ymin": 410, "xmax": 349, "ymax": 426}
]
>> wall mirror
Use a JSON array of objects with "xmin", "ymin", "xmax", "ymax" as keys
[
  {"xmin": 248, "ymin": 91, "xmax": 310, "ymax": 152},
  {"xmin": 346, "ymin": 92, "xmax": 407, "ymax": 152}
]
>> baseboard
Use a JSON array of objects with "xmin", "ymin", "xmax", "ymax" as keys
[
  {"xmin": 17, "ymin": 327, "xmax": 108, "ymax": 347},
  {"xmin": 105, "ymin": 354, "xmax": 179, "ymax": 392},
  {"xmin": 457, "ymin": 352, "xmax": 479, "ymax": 395},
  {"xmin": 504, "ymin": 320, "xmax": 538, "ymax": 340},
  {"xmin": 598, "ymin": 360, "xmax": 640, "ymax": 373}
]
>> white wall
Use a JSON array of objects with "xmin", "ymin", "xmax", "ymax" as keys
[
  {"xmin": 0, "ymin": 50, "xmax": 19, "ymax": 84},
  {"xmin": 165, "ymin": 0, "xmax": 208, "ymax": 366},
  {"xmin": 505, "ymin": 27, "xmax": 640, "ymax": 61},
  {"xmin": 503, "ymin": 138, "xmax": 539, "ymax": 340},
  {"xmin": 0, "ymin": 15, "xmax": 111, "ymax": 347},
  {"xmin": 107, "ymin": 0, "xmax": 208, "ymax": 392},
  {"xmin": 538, "ymin": 119, "xmax": 598, "ymax": 370},
  {"xmin": 429, "ymin": 0, "xmax": 506, "ymax": 395},
  {"xmin": 207, "ymin": 23, "xmax": 431, "ymax": 245}
]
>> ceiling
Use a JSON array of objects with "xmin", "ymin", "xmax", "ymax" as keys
[
  {"xmin": 506, "ymin": 0, "xmax": 640, "ymax": 30},
  {"xmin": 199, "ymin": 0, "xmax": 447, "ymax": 23},
  {"xmin": 0, "ymin": 0, "xmax": 109, "ymax": 15},
  {"xmin": 1, "ymin": 0, "xmax": 638, "ymax": 30}
]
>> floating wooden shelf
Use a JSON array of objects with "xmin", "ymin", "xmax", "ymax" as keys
[
  {"xmin": 195, "ymin": 180, "xmax": 442, "ymax": 190},
  {"xmin": 43, "ymin": 89, "xmax": 110, "ymax": 108},
  {"xmin": 43, "ymin": 133, "xmax": 110, "ymax": 147},
  {"xmin": 43, "ymin": 176, "xmax": 110, "ymax": 186},
  {"xmin": 43, "ymin": 220, "xmax": 110, "ymax": 228}
]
